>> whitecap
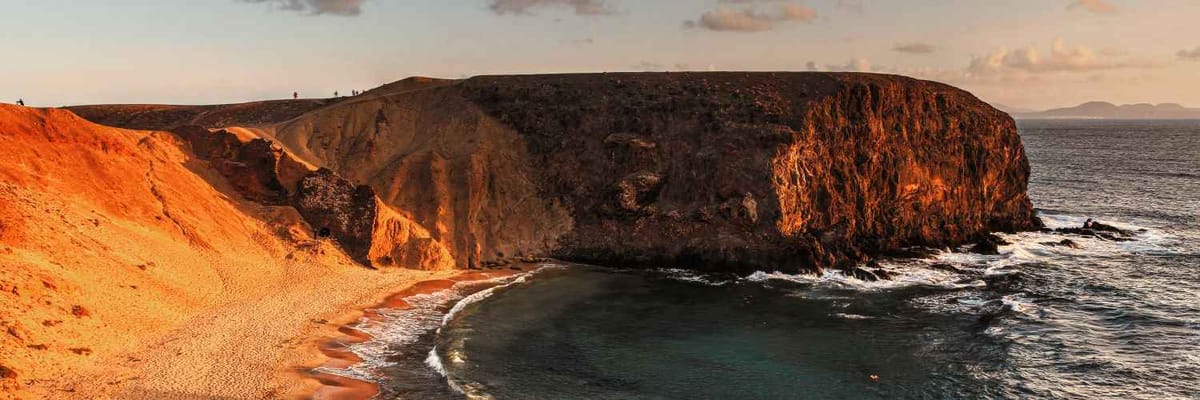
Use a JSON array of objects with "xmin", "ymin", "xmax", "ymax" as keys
[
  {"xmin": 1000, "ymin": 294, "xmax": 1039, "ymax": 316},
  {"xmin": 655, "ymin": 268, "xmax": 732, "ymax": 286},
  {"xmin": 744, "ymin": 265, "xmax": 981, "ymax": 292},
  {"xmin": 314, "ymin": 264, "xmax": 563, "ymax": 393},
  {"xmin": 831, "ymin": 312, "xmax": 874, "ymax": 320}
]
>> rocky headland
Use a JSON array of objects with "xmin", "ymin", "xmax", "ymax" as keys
[
  {"xmin": 3, "ymin": 72, "xmax": 1040, "ymax": 398},
  {"xmin": 68, "ymin": 72, "xmax": 1038, "ymax": 274}
]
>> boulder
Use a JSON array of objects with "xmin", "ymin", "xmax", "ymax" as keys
[{"xmin": 970, "ymin": 234, "xmax": 1009, "ymax": 255}]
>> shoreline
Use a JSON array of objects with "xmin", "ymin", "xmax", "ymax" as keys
[{"xmin": 296, "ymin": 268, "xmax": 531, "ymax": 400}]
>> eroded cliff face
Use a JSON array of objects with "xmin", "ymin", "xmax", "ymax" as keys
[
  {"xmin": 256, "ymin": 78, "xmax": 574, "ymax": 270},
  {"xmin": 242, "ymin": 73, "xmax": 1036, "ymax": 273},
  {"xmin": 71, "ymin": 73, "xmax": 1037, "ymax": 273},
  {"xmin": 446, "ymin": 73, "xmax": 1035, "ymax": 271},
  {"xmin": 171, "ymin": 125, "xmax": 453, "ymax": 270}
]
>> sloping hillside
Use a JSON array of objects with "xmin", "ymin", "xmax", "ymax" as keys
[
  {"xmin": 0, "ymin": 105, "xmax": 453, "ymax": 399},
  {"xmin": 65, "ymin": 99, "xmax": 338, "ymax": 131}
]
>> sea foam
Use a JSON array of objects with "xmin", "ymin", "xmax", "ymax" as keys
[{"xmin": 313, "ymin": 263, "xmax": 563, "ymax": 393}]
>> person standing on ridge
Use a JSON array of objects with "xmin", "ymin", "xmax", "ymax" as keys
[
  {"xmin": 293, "ymin": 91, "xmax": 298, "ymax": 99},
  {"xmin": 334, "ymin": 91, "xmax": 339, "ymax": 97}
]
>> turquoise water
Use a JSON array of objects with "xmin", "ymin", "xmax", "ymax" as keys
[
  {"xmin": 435, "ymin": 266, "xmax": 1008, "ymax": 399},
  {"xmin": 326, "ymin": 119, "xmax": 1200, "ymax": 399}
]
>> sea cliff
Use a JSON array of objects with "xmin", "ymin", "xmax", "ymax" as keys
[{"xmin": 68, "ymin": 72, "xmax": 1039, "ymax": 273}]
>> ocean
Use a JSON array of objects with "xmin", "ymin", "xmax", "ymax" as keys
[{"xmin": 323, "ymin": 119, "xmax": 1200, "ymax": 399}]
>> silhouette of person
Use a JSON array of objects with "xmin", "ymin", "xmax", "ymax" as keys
[
  {"xmin": 334, "ymin": 91, "xmax": 339, "ymax": 97},
  {"xmin": 16, "ymin": 99, "xmax": 24, "ymax": 106},
  {"xmin": 293, "ymin": 91, "xmax": 298, "ymax": 99}
]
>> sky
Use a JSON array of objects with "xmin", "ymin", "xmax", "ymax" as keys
[{"xmin": 2, "ymin": 0, "xmax": 1199, "ymax": 109}]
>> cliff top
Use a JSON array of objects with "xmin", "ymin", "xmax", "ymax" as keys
[{"xmin": 64, "ymin": 72, "xmax": 1001, "ymax": 131}]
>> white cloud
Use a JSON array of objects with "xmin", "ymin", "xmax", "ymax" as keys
[
  {"xmin": 489, "ymin": 0, "xmax": 614, "ymax": 15},
  {"xmin": 1178, "ymin": 47, "xmax": 1200, "ymax": 61},
  {"xmin": 685, "ymin": 2, "xmax": 817, "ymax": 32},
  {"xmin": 892, "ymin": 42, "xmax": 936, "ymax": 54},
  {"xmin": 967, "ymin": 38, "xmax": 1152, "ymax": 75},
  {"xmin": 835, "ymin": 0, "xmax": 864, "ymax": 15},
  {"xmin": 807, "ymin": 58, "xmax": 873, "ymax": 72},
  {"xmin": 240, "ymin": 0, "xmax": 364, "ymax": 16}
]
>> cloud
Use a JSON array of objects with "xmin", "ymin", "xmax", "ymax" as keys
[
  {"xmin": 488, "ymin": 0, "xmax": 615, "ymax": 15},
  {"xmin": 967, "ymin": 38, "xmax": 1153, "ymax": 75},
  {"xmin": 1178, "ymin": 47, "xmax": 1200, "ymax": 61},
  {"xmin": 566, "ymin": 38, "xmax": 595, "ymax": 46},
  {"xmin": 1068, "ymin": 0, "xmax": 1115, "ymax": 14},
  {"xmin": 632, "ymin": 61, "xmax": 665, "ymax": 71},
  {"xmin": 835, "ymin": 0, "xmax": 864, "ymax": 14},
  {"xmin": 685, "ymin": 2, "xmax": 817, "ymax": 32},
  {"xmin": 240, "ymin": 0, "xmax": 364, "ymax": 16},
  {"xmin": 892, "ymin": 42, "xmax": 936, "ymax": 54},
  {"xmin": 860, "ymin": 38, "xmax": 1168, "ymax": 89},
  {"xmin": 630, "ymin": 61, "xmax": 692, "ymax": 72},
  {"xmin": 829, "ymin": 58, "xmax": 873, "ymax": 72},
  {"xmin": 806, "ymin": 58, "xmax": 873, "ymax": 72}
]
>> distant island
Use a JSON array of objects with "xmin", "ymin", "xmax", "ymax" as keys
[{"xmin": 996, "ymin": 101, "xmax": 1200, "ymax": 120}]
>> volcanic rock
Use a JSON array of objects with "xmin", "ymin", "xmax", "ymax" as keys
[
  {"xmin": 1041, "ymin": 239, "xmax": 1082, "ymax": 249},
  {"xmin": 970, "ymin": 234, "xmax": 1010, "ymax": 255},
  {"xmin": 170, "ymin": 126, "xmax": 454, "ymax": 270},
  {"xmin": 292, "ymin": 168, "xmax": 453, "ymax": 269},
  {"xmin": 76, "ymin": 73, "xmax": 1040, "ymax": 274}
]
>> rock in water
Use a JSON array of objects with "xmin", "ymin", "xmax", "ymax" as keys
[
  {"xmin": 971, "ymin": 234, "xmax": 1010, "ymax": 255},
  {"xmin": 76, "ymin": 73, "xmax": 1039, "ymax": 273},
  {"xmin": 1041, "ymin": 239, "xmax": 1081, "ymax": 249}
]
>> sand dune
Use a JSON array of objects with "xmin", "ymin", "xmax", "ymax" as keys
[{"xmin": 0, "ymin": 104, "xmax": 455, "ymax": 399}]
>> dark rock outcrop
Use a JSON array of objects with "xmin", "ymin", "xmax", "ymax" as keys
[
  {"xmin": 1041, "ymin": 239, "xmax": 1081, "ymax": 249},
  {"xmin": 457, "ymin": 73, "xmax": 1039, "ymax": 272},
  {"xmin": 1051, "ymin": 220, "xmax": 1135, "ymax": 242},
  {"xmin": 170, "ymin": 126, "xmax": 453, "ymax": 270},
  {"xmin": 292, "ymin": 168, "xmax": 379, "ymax": 264},
  {"xmin": 970, "ymin": 234, "xmax": 1011, "ymax": 255},
  {"xmin": 82, "ymin": 73, "xmax": 1040, "ymax": 274}
]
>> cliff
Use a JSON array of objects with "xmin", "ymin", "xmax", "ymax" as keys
[
  {"xmin": 171, "ymin": 125, "xmax": 453, "ymax": 270},
  {"xmin": 2, "ymin": 72, "xmax": 1038, "ymax": 394},
  {"xmin": 60, "ymin": 73, "xmax": 1037, "ymax": 274},
  {"xmin": 200, "ymin": 72, "xmax": 1036, "ymax": 273},
  {"xmin": 66, "ymin": 99, "xmax": 340, "ymax": 131}
]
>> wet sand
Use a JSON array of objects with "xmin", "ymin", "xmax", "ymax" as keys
[{"xmin": 301, "ymin": 269, "xmax": 528, "ymax": 400}]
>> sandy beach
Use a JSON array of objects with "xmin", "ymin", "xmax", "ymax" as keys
[
  {"xmin": 12, "ymin": 264, "xmax": 462, "ymax": 400},
  {"xmin": 0, "ymin": 105, "xmax": 465, "ymax": 399},
  {"xmin": 303, "ymin": 269, "xmax": 528, "ymax": 400}
]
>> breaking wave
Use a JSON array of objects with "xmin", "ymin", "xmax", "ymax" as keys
[{"xmin": 312, "ymin": 264, "xmax": 563, "ymax": 398}]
